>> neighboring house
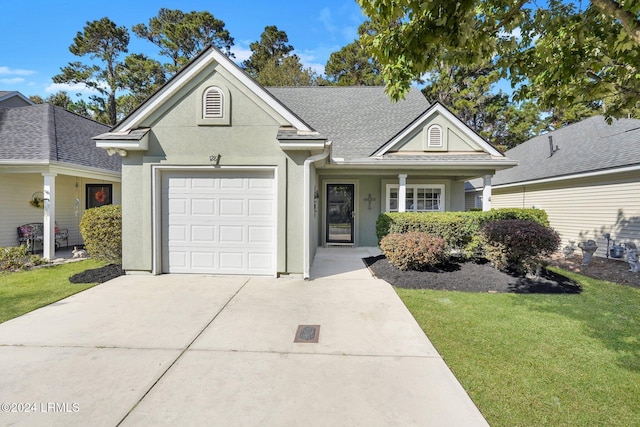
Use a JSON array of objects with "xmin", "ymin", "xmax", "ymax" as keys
[
  {"xmin": 0, "ymin": 91, "xmax": 34, "ymax": 108},
  {"xmin": 466, "ymin": 116, "xmax": 640, "ymax": 258},
  {"xmin": 94, "ymin": 46, "xmax": 516, "ymax": 278},
  {"xmin": 0, "ymin": 97, "xmax": 121, "ymax": 258}
]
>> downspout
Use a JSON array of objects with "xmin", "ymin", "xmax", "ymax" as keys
[{"xmin": 303, "ymin": 142, "xmax": 331, "ymax": 279}]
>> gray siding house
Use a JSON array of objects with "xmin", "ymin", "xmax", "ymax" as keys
[
  {"xmin": 0, "ymin": 96, "xmax": 121, "ymax": 258},
  {"xmin": 95, "ymin": 46, "xmax": 516, "ymax": 278},
  {"xmin": 466, "ymin": 116, "xmax": 640, "ymax": 258}
]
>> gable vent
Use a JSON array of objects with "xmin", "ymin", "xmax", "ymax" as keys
[
  {"xmin": 427, "ymin": 125, "xmax": 443, "ymax": 148},
  {"xmin": 203, "ymin": 87, "xmax": 224, "ymax": 119}
]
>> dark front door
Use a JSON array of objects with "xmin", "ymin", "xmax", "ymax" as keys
[{"xmin": 326, "ymin": 184, "xmax": 354, "ymax": 244}]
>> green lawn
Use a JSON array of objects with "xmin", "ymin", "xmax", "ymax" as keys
[
  {"xmin": 397, "ymin": 268, "xmax": 640, "ymax": 427},
  {"xmin": 0, "ymin": 260, "xmax": 105, "ymax": 323}
]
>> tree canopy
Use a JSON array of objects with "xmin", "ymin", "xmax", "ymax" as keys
[
  {"xmin": 358, "ymin": 0, "xmax": 640, "ymax": 120},
  {"xmin": 132, "ymin": 9, "xmax": 234, "ymax": 75}
]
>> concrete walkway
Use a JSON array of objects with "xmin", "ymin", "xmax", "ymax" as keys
[{"xmin": 0, "ymin": 247, "xmax": 488, "ymax": 426}]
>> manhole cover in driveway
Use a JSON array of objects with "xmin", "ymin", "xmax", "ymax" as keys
[{"xmin": 294, "ymin": 325, "xmax": 320, "ymax": 343}]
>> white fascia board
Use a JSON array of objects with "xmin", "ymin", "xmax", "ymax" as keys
[
  {"xmin": 330, "ymin": 158, "xmax": 518, "ymax": 169},
  {"xmin": 372, "ymin": 103, "xmax": 503, "ymax": 157},
  {"xmin": 484, "ymin": 163, "xmax": 640, "ymax": 190},
  {"xmin": 278, "ymin": 141, "xmax": 326, "ymax": 150},
  {"xmin": 115, "ymin": 47, "xmax": 311, "ymax": 132}
]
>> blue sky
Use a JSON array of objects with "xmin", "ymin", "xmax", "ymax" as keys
[{"xmin": 0, "ymin": 0, "xmax": 367, "ymax": 98}]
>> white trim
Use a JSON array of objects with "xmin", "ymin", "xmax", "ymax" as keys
[
  {"xmin": 385, "ymin": 183, "xmax": 445, "ymax": 212},
  {"xmin": 115, "ymin": 47, "xmax": 310, "ymax": 132},
  {"xmin": 151, "ymin": 165, "xmax": 278, "ymax": 276},
  {"xmin": 474, "ymin": 164, "xmax": 640, "ymax": 191},
  {"xmin": 202, "ymin": 86, "xmax": 224, "ymax": 118},
  {"xmin": 372, "ymin": 103, "xmax": 503, "ymax": 157}
]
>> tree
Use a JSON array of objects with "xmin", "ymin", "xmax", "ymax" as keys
[
  {"xmin": 242, "ymin": 26, "xmax": 294, "ymax": 77},
  {"xmin": 357, "ymin": 0, "xmax": 640, "ymax": 120},
  {"xmin": 118, "ymin": 53, "xmax": 166, "ymax": 114},
  {"xmin": 242, "ymin": 26, "xmax": 317, "ymax": 86},
  {"xmin": 53, "ymin": 17, "xmax": 129, "ymax": 125},
  {"xmin": 324, "ymin": 22, "xmax": 384, "ymax": 86},
  {"xmin": 132, "ymin": 9, "xmax": 234, "ymax": 75}
]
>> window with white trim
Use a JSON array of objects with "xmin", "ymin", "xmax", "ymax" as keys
[
  {"xmin": 202, "ymin": 86, "xmax": 224, "ymax": 119},
  {"xmin": 427, "ymin": 124, "xmax": 443, "ymax": 148},
  {"xmin": 386, "ymin": 184, "xmax": 445, "ymax": 212}
]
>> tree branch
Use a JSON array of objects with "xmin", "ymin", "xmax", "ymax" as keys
[
  {"xmin": 591, "ymin": 0, "xmax": 640, "ymax": 47},
  {"xmin": 492, "ymin": 0, "xmax": 529, "ymax": 33}
]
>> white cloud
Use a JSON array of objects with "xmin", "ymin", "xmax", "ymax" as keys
[
  {"xmin": 0, "ymin": 66, "xmax": 36, "ymax": 76},
  {"xmin": 298, "ymin": 52, "xmax": 326, "ymax": 76},
  {"xmin": 0, "ymin": 77, "xmax": 25, "ymax": 85},
  {"xmin": 45, "ymin": 82, "xmax": 101, "ymax": 95},
  {"xmin": 319, "ymin": 8, "xmax": 338, "ymax": 34},
  {"xmin": 230, "ymin": 45, "xmax": 252, "ymax": 64}
]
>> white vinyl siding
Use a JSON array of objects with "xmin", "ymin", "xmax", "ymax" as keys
[
  {"xmin": 0, "ymin": 173, "xmax": 120, "ymax": 248},
  {"xmin": 490, "ymin": 171, "xmax": 640, "ymax": 257}
]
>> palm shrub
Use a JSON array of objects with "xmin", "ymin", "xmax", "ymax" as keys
[
  {"xmin": 380, "ymin": 232, "xmax": 447, "ymax": 271},
  {"xmin": 479, "ymin": 219, "xmax": 561, "ymax": 274},
  {"xmin": 80, "ymin": 204, "xmax": 122, "ymax": 264}
]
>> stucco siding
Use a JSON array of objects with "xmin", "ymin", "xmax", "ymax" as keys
[{"xmin": 491, "ymin": 171, "xmax": 640, "ymax": 257}]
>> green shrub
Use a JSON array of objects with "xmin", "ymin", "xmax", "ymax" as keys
[
  {"xmin": 380, "ymin": 232, "xmax": 447, "ymax": 271},
  {"xmin": 80, "ymin": 205, "xmax": 122, "ymax": 264},
  {"xmin": 479, "ymin": 219, "xmax": 561, "ymax": 274},
  {"xmin": 0, "ymin": 246, "xmax": 44, "ymax": 272},
  {"xmin": 376, "ymin": 208, "xmax": 549, "ymax": 253}
]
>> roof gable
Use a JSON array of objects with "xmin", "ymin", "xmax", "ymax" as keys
[
  {"xmin": 372, "ymin": 102, "xmax": 502, "ymax": 157},
  {"xmin": 112, "ymin": 46, "xmax": 311, "ymax": 133}
]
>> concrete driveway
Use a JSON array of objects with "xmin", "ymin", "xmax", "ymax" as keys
[{"xmin": 0, "ymin": 248, "xmax": 488, "ymax": 426}]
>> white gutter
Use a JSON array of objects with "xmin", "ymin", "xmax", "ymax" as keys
[
  {"xmin": 303, "ymin": 142, "xmax": 331, "ymax": 279},
  {"xmin": 470, "ymin": 163, "xmax": 640, "ymax": 191}
]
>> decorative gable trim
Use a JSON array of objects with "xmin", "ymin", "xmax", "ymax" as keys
[
  {"xmin": 110, "ymin": 46, "xmax": 311, "ymax": 133},
  {"xmin": 371, "ymin": 102, "xmax": 502, "ymax": 157}
]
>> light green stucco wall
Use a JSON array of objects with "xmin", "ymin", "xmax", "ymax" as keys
[{"xmin": 121, "ymin": 61, "xmax": 309, "ymax": 274}]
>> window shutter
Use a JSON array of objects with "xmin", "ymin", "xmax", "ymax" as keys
[
  {"xmin": 428, "ymin": 125, "xmax": 443, "ymax": 148},
  {"xmin": 203, "ymin": 88, "xmax": 224, "ymax": 119}
]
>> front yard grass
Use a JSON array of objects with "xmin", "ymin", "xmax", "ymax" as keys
[
  {"xmin": 397, "ymin": 268, "xmax": 640, "ymax": 427},
  {"xmin": 0, "ymin": 260, "xmax": 105, "ymax": 323}
]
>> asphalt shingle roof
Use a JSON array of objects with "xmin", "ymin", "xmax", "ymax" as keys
[
  {"xmin": 468, "ymin": 115, "xmax": 640, "ymax": 188},
  {"xmin": 0, "ymin": 103, "xmax": 120, "ymax": 172},
  {"xmin": 266, "ymin": 86, "xmax": 430, "ymax": 160}
]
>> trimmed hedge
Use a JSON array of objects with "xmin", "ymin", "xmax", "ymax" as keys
[
  {"xmin": 80, "ymin": 204, "xmax": 122, "ymax": 264},
  {"xmin": 376, "ymin": 209, "xmax": 549, "ymax": 250},
  {"xmin": 380, "ymin": 232, "xmax": 447, "ymax": 271}
]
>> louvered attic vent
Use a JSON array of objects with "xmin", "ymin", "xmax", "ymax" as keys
[
  {"xmin": 203, "ymin": 87, "xmax": 224, "ymax": 119},
  {"xmin": 427, "ymin": 124, "xmax": 443, "ymax": 148}
]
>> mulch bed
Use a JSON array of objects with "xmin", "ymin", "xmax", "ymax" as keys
[
  {"xmin": 546, "ymin": 253, "xmax": 640, "ymax": 288},
  {"xmin": 69, "ymin": 264, "xmax": 124, "ymax": 284},
  {"xmin": 363, "ymin": 255, "xmax": 581, "ymax": 294}
]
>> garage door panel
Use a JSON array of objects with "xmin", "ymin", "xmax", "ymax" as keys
[
  {"xmin": 162, "ymin": 170, "xmax": 275, "ymax": 275},
  {"xmin": 191, "ymin": 198, "xmax": 216, "ymax": 215},
  {"xmin": 219, "ymin": 199, "xmax": 245, "ymax": 216},
  {"xmin": 219, "ymin": 226, "xmax": 244, "ymax": 243}
]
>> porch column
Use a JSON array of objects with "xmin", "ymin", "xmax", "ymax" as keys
[
  {"xmin": 482, "ymin": 174, "xmax": 492, "ymax": 212},
  {"xmin": 398, "ymin": 174, "xmax": 407, "ymax": 212},
  {"xmin": 42, "ymin": 173, "xmax": 57, "ymax": 260}
]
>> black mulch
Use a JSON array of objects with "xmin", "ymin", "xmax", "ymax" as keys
[
  {"xmin": 69, "ymin": 264, "xmax": 124, "ymax": 284},
  {"xmin": 363, "ymin": 255, "xmax": 581, "ymax": 294}
]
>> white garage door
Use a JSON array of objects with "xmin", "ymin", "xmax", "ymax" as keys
[{"xmin": 161, "ymin": 170, "xmax": 276, "ymax": 275}]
